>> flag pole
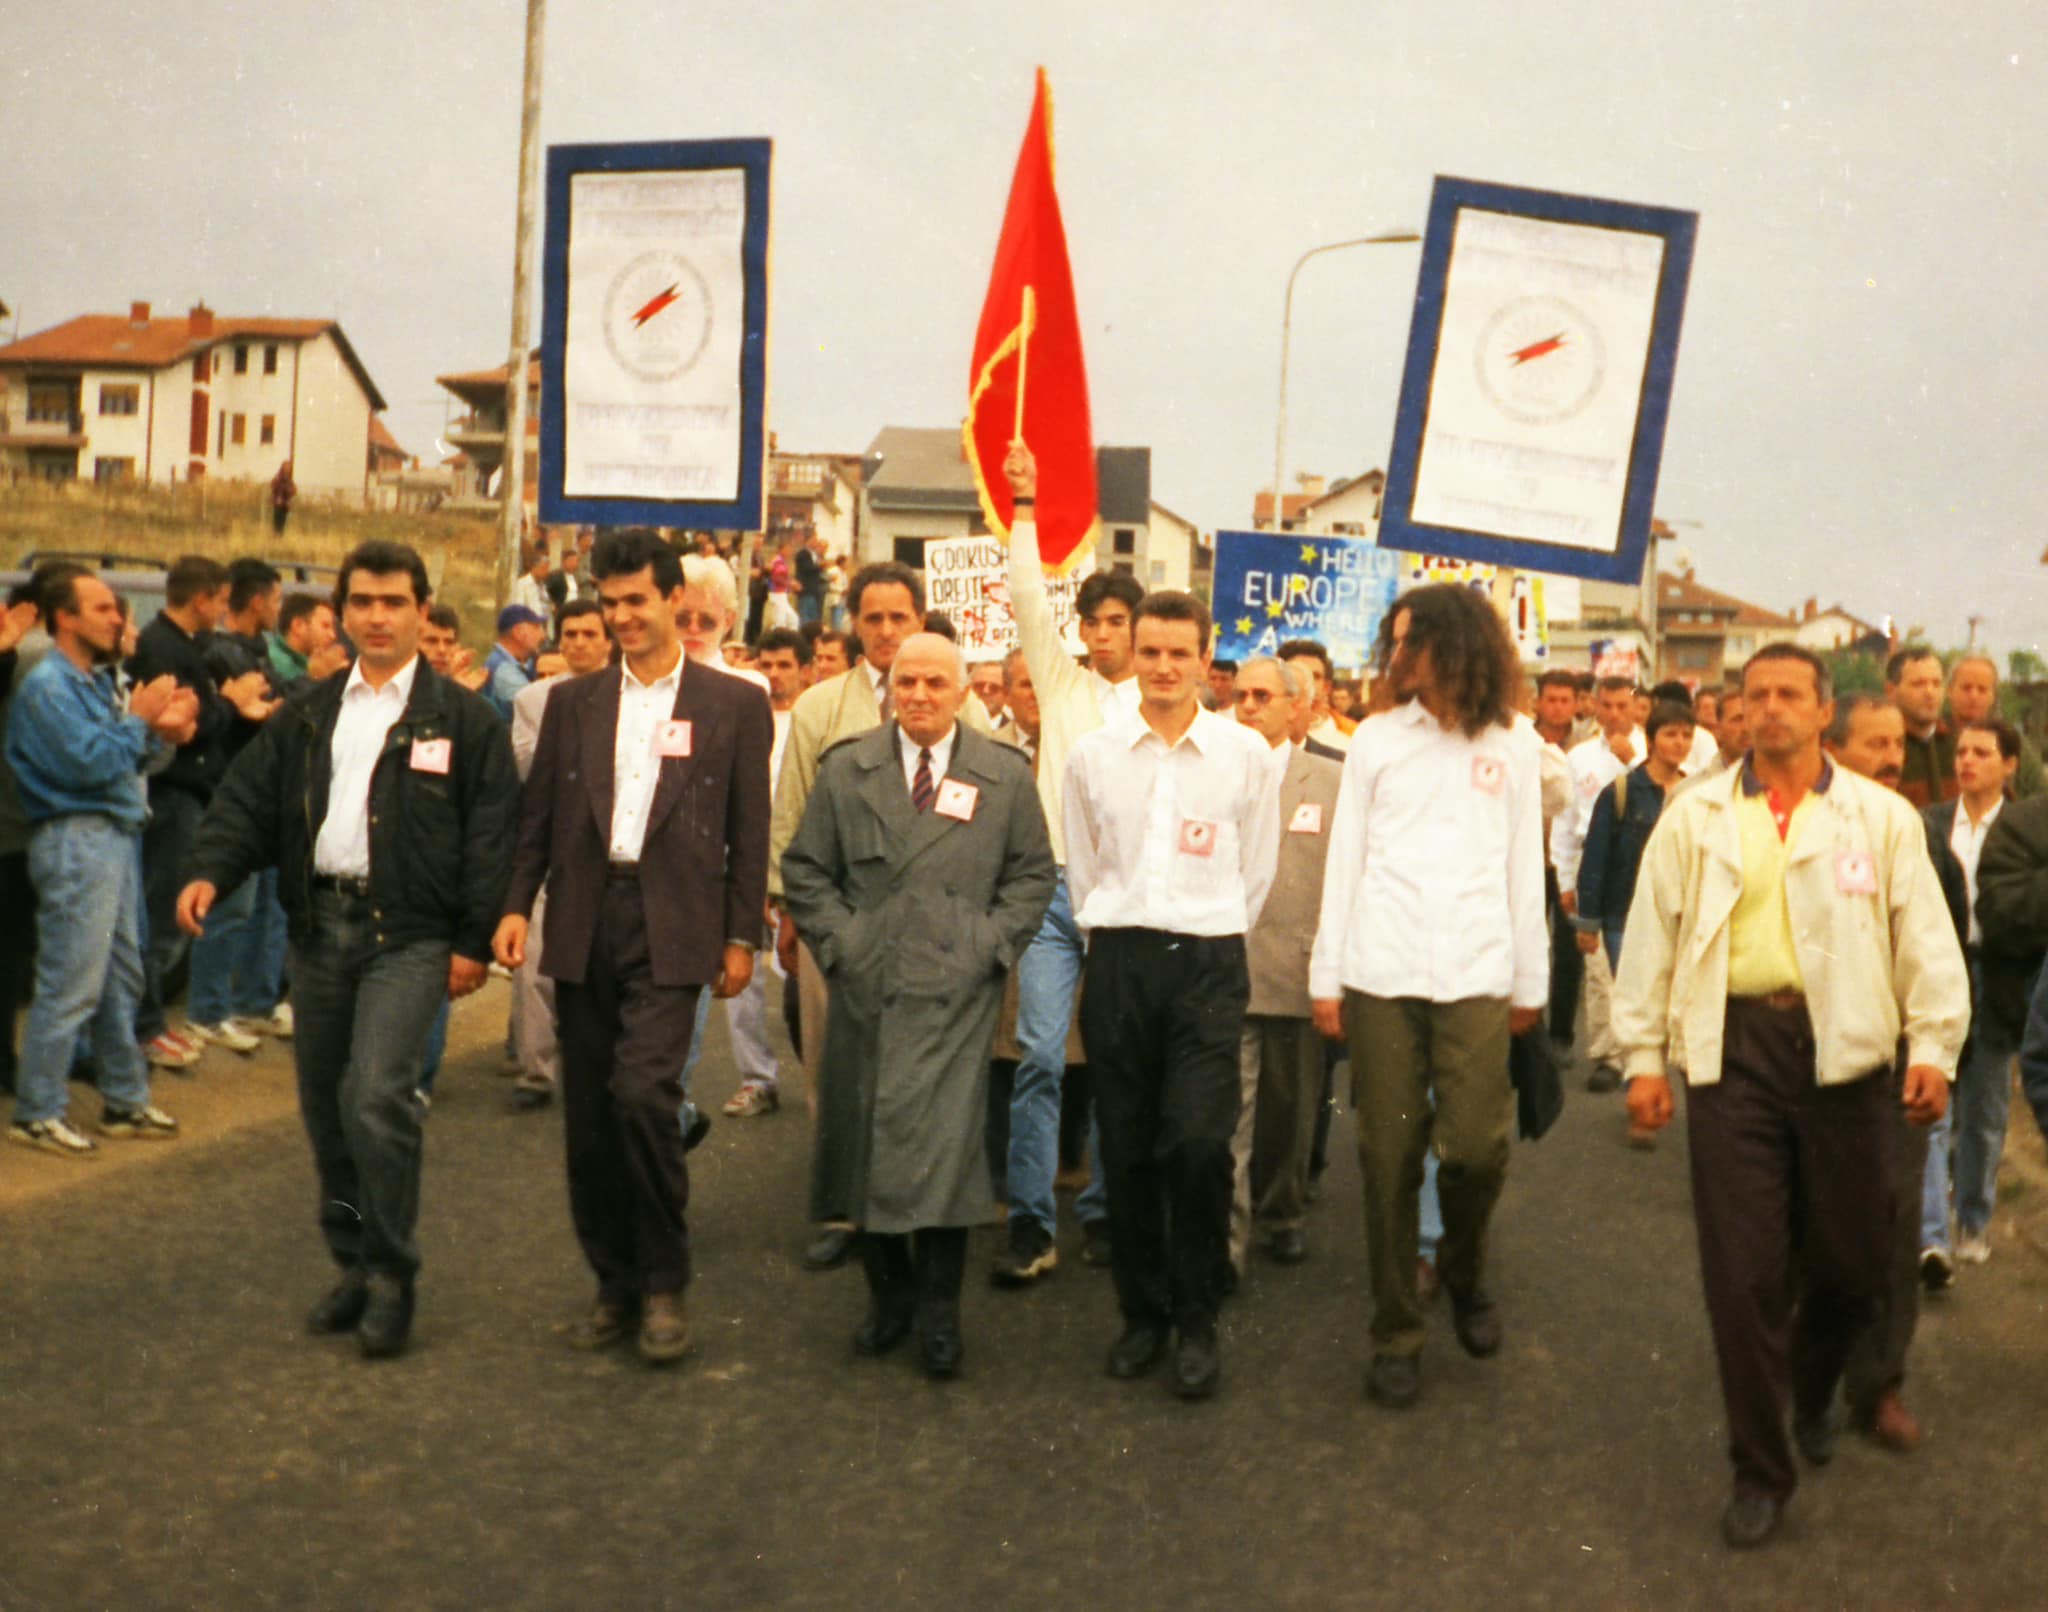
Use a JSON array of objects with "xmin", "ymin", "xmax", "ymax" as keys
[{"xmin": 1011, "ymin": 284, "xmax": 1036, "ymax": 443}]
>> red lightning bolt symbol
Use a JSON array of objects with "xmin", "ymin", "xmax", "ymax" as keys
[
  {"xmin": 631, "ymin": 285, "xmax": 681, "ymax": 328},
  {"xmin": 1509, "ymin": 333, "xmax": 1567, "ymax": 366}
]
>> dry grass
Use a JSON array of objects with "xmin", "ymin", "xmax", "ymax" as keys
[{"xmin": 0, "ymin": 479, "xmax": 507, "ymax": 646}]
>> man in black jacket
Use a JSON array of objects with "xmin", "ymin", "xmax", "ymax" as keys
[{"xmin": 176, "ymin": 540, "xmax": 519, "ymax": 1360}]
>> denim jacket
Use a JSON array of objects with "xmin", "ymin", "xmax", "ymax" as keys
[{"xmin": 3, "ymin": 651, "xmax": 160, "ymax": 831}]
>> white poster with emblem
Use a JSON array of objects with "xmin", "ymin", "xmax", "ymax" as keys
[{"xmin": 561, "ymin": 167, "xmax": 747, "ymax": 502}]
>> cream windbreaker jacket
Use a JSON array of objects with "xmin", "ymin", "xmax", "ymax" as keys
[{"xmin": 1610, "ymin": 761, "xmax": 1968, "ymax": 1086}]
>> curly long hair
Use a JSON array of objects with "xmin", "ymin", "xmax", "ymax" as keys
[{"xmin": 1375, "ymin": 583, "xmax": 1518, "ymax": 737}]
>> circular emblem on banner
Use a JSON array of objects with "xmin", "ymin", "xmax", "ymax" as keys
[
  {"xmin": 601, "ymin": 252, "xmax": 714, "ymax": 384},
  {"xmin": 1474, "ymin": 295, "xmax": 1605, "ymax": 426}
]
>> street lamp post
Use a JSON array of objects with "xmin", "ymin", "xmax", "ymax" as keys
[{"xmin": 1270, "ymin": 230, "xmax": 1420, "ymax": 532}]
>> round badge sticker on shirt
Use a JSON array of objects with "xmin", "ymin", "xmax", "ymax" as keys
[
  {"xmin": 1178, "ymin": 818, "xmax": 1218, "ymax": 858},
  {"xmin": 655, "ymin": 719, "xmax": 692, "ymax": 758}
]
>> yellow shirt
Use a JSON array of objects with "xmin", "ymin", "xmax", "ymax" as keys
[{"xmin": 1726, "ymin": 771, "xmax": 1825, "ymax": 997}]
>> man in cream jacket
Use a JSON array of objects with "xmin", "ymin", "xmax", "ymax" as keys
[{"xmin": 1612, "ymin": 643, "xmax": 1966, "ymax": 1551}]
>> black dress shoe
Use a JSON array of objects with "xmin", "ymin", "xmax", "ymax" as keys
[
  {"xmin": 1586, "ymin": 1064, "xmax": 1622, "ymax": 1094},
  {"xmin": 1217, "ymin": 1262, "xmax": 1240, "ymax": 1301},
  {"xmin": 1265, "ymin": 1228, "xmax": 1307, "ymax": 1264},
  {"xmin": 306, "ymin": 1269, "xmax": 369, "ymax": 1335},
  {"xmin": 509, "ymin": 1085, "xmax": 553, "ymax": 1112},
  {"xmin": 1172, "ymin": 1326, "xmax": 1221, "ymax": 1400},
  {"xmin": 1721, "ymin": 1491, "xmax": 1783, "ymax": 1549},
  {"xmin": 1106, "ymin": 1322, "xmax": 1169, "ymax": 1379},
  {"xmin": 682, "ymin": 1104, "xmax": 712, "ymax": 1152},
  {"xmin": 915, "ymin": 1304, "xmax": 964, "ymax": 1379},
  {"xmin": 1365, "ymin": 1353, "xmax": 1421, "ymax": 1408},
  {"xmin": 1450, "ymin": 1289, "xmax": 1503, "ymax": 1359},
  {"xmin": 853, "ymin": 1301, "xmax": 913, "ymax": 1358},
  {"xmin": 356, "ymin": 1277, "xmax": 415, "ymax": 1359},
  {"xmin": 804, "ymin": 1226, "xmax": 856, "ymax": 1270},
  {"xmin": 1793, "ymin": 1404, "xmax": 1838, "ymax": 1467}
]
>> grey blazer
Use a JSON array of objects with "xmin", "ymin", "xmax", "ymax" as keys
[{"xmin": 1246, "ymin": 743, "xmax": 1344, "ymax": 1018}]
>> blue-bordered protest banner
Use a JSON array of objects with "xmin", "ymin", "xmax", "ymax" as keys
[
  {"xmin": 1378, "ymin": 176, "xmax": 1697, "ymax": 584},
  {"xmin": 539, "ymin": 138, "xmax": 771, "ymax": 529},
  {"xmin": 1210, "ymin": 530, "xmax": 1405, "ymax": 671}
]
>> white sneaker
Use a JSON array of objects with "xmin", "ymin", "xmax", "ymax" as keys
[
  {"xmin": 1955, "ymin": 1231, "xmax": 1992, "ymax": 1265},
  {"xmin": 144, "ymin": 1033, "xmax": 201, "ymax": 1070},
  {"xmin": 98, "ymin": 1103, "xmax": 180, "ymax": 1140},
  {"xmin": 187, "ymin": 1020, "xmax": 261, "ymax": 1054},
  {"xmin": 7, "ymin": 1116, "xmax": 99, "ymax": 1157},
  {"xmin": 264, "ymin": 1003, "xmax": 295, "ymax": 1039}
]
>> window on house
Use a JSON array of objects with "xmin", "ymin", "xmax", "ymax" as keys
[
  {"xmin": 218, "ymin": 410, "xmax": 228, "ymax": 456},
  {"xmin": 27, "ymin": 382, "xmax": 73, "ymax": 423},
  {"xmin": 1676, "ymin": 644, "xmax": 1712, "ymax": 670},
  {"xmin": 93, "ymin": 456, "xmax": 135, "ymax": 484},
  {"xmin": 892, "ymin": 536, "xmax": 927, "ymax": 570},
  {"xmin": 263, "ymin": 344, "xmax": 279, "ymax": 375},
  {"xmin": 100, "ymin": 383, "xmax": 140, "ymax": 416},
  {"xmin": 1113, "ymin": 561, "xmax": 1135, "ymax": 577},
  {"xmin": 235, "ymin": 345, "xmax": 249, "ymax": 374},
  {"xmin": 1149, "ymin": 561, "xmax": 1166, "ymax": 584},
  {"xmin": 260, "ymin": 414, "xmax": 276, "ymax": 446},
  {"xmin": 231, "ymin": 414, "xmax": 247, "ymax": 446},
  {"xmin": 193, "ymin": 352, "xmax": 210, "ymax": 382},
  {"xmin": 1112, "ymin": 527, "xmax": 1137, "ymax": 556}
]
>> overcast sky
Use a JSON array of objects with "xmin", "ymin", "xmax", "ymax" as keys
[{"xmin": 8, "ymin": 1, "xmax": 2046, "ymax": 653}]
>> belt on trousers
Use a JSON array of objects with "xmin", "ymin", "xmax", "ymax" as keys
[
  {"xmin": 312, "ymin": 872, "xmax": 372, "ymax": 899},
  {"xmin": 606, "ymin": 860, "xmax": 641, "ymax": 881},
  {"xmin": 1734, "ymin": 989, "xmax": 1806, "ymax": 1012}
]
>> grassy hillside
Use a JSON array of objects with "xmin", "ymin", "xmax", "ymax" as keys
[{"xmin": 0, "ymin": 479, "xmax": 507, "ymax": 646}]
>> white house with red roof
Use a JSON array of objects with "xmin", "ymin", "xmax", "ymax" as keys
[{"xmin": 0, "ymin": 301, "xmax": 388, "ymax": 497}]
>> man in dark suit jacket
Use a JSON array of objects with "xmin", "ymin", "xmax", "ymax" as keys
[{"xmin": 495, "ymin": 530, "xmax": 772, "ymax": 1367}]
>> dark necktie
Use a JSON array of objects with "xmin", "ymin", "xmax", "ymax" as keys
[
  {"xmin": 912, "ymin": 747, "xmax": 935, "ymax": 813},
  {"xmin": 878, "ymin": 679, "xmax": 893, "ymax": 723}
]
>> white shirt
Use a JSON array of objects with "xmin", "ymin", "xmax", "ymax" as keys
[
  {"xmin": 1310, "ymin": 700, "xmax": 1549, "ymax": 1008},
  {"xmin": 770, "ymin": 708, "xmax": 793, "ymax": 798},
  {"xmin": 313, "ymin": 655, "xmax": 420, "ymax": 877},
  {"xmin": 1951, "ymin": 796, "xmax": 2003, "ymax": 946},
  {"xmin": 609, "ymin": 646, "xmax": 685, "ymax": 861},
  {"xmin": 511, "ymin": 672, "xmax": 564, "ymax": 782},
  {"xmin": 1306, "ymin": 714, "xmax": 1354, "ymax": 754},
  {"xmin": 1551, "ymin": 727, "xmax": 1646, "ymax": 888},
  {"xmin": 1684, "ymin": 724, "xmax": 1720, "ymax": 777},
  {"xmin": 509, "ymin": 573, "xmax": 552, "ymax": 621},
  {"xmin": 1062, "ymin": 704, "xmax": 1281, "ymax": 938},
  {"xmin": 897, "ymin": 723, "xmax": 956, "ymax": 799}
]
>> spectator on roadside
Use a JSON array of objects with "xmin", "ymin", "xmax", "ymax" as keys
[
  {"xmin": 509, "ymin": 544, "xmax": 553, "ymax": 623},
  {"xmin": 0, "ymin": 579, "xmax": 56, "ymax": 1097},
  {"xmin": 269, "ymin": 592, "xmax": 348, "ymax": 690},
  {"xmin": 270, "ymin": 461, "xmax": 296, "ymax": 536},
  {"xmin": 795, "ymin": 533, "xmax": 826, "ymax": 628},
  {"xmin": 483, "ymin": 604, "xmax": 547, "ymax": 723},
  {"xmin": 7, "ymin": 569, "xmax": 198, "ymax": 1155},
  {"xmin": 419, "ymin": 604, "xmax": 490, "ymax": 694}
]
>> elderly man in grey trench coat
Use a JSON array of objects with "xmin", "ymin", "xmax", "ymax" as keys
[{"xmin": 782, "ymin": 632, "xmax": 1057, "ymax": 1378}]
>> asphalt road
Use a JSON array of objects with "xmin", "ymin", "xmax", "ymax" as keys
[{"xmin": 4, "ymin": 985, "xmax": 2046, "ymax": 1611}]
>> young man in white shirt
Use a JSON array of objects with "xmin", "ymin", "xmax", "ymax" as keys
[
  {"xmin": 1310, "ymin": 584, "xmax": 1548, "ymax": 1412},
  {"xmin": 1554, "ymin": 674, "xmax": 1646, "ymax": 1092},
  {"xmin": 995, "ymin": 444, "xmax": 1142, "ymax": 1285},
  {"xmin": 1064, "ymin": 591, "xmax": 1281, "ymax": 1400}
]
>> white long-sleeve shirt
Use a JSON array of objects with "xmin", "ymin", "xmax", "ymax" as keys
[
  {"xmin": 1550, "ymin": 726, "xmax": 1646, "ymax": 890},
  {"xmin": 1007, "ymin": 517, "xmax": 1138, "ymax": 864},
  {"xmin": 1062, "ymin": 704, "xmax": 1281, "ymax": 938},
  {"xmin": 1310, "ymin": 700, "xmax": 1549, "ymax": 1009}
]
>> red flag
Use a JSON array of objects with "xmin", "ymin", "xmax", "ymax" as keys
[{"xmin": 963, "ymin": 67, "xmax": 1098, "ymax": 573}]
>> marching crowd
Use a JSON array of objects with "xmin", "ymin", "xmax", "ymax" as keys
[{"xmin": 7, "ymin": 444, "xmax": 2048, "ymax": 1549}]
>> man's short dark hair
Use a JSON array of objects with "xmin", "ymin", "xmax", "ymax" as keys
[
  {"xmin": 425, "ymin": 603, "xmax": 461, "ymax": 634},
  {"xmin": 227, "ymin": 557, "xmax": 282, "ymax": 614},
  {"xmin": 1536, "ymin": 668, "xmax": 1578, "ymax": 695},
  {"xmin": 815, "ymin": 627, "xmax": 856, "ymax": 663},
  {"xmin": 1076, "ymin": 570, "xmax": 1143, "ymax": 621},
  {"xmin": 756, "ymin": 626, "xmax": 811, "ymax": 665},
  {"xmin": 279, "ymin": 591, "xmax": 327, "ymax": 636},
  {"xmin": 165, "ymin": 555, "xmax": 229, "ymax": 608},
  {"xmin": 1210, "ymin": 658, "xmax": 1238, "ymax": 674},
  {"xmin": 557, "ymin": 597, "xmax": 605, "ymax": 630},
  {"xmin": 1132, "ymin": 590, "xmax": 1212, "ymax": 655},
  {"xmin": 1824, "ymin": 691, "xmax": 1889, "ymax": 747},
  {"xmin": 1886, "ymin": 645, "xmax": 1940, "ymax": 686},
  {"xmin": 1594, "ymin": 674, "xmax": 1635, "ymax": 696},
  {"xmin": 799, "ymin": 619, "xmax": 825, "ymax": 648},
  {"xmin": 1649, "ymin": 679, "xmax": 1694, "ymax": 709},
  {"xmin": 922, "ymin": 611, "xmax": 957, "ymax": 642},
  {"xmin": 847, "ymin": 560, "xmax": 924, "ymax": 619},
  {"xmin": 1960, "ymin": 716, "xmax": 2021, "ymax": 764},
  {"xmin": 1645, "ymin": 701, "xmax": 1696, "ymax": 744},
  {"xmin": 336, "ymin": 540, "xmax": 431, "ymax": 606},
  {"xmin": 1276, "ymin": 639, "xmax": 1334, "ymax": 683},
  {"xmin": 1575, "ymin": 671, "xmax": 1596, "ymax": 693},
  {"xmin": 1747, "ymin": 642, "xmax": 1833, "ymax": 704},
  {"xmin": 29, "ymin": 561, "xmax": 90, "ymax": 628},
  {"xmin": 590, "ymin": 528, "xmax": 682, "ymax": 595}
]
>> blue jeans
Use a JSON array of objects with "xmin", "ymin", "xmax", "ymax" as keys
[
  {"xmin": 1602, "ymin": 924, "xmax": 1627, "ymax": 974},
  {"xmin": 1925, "ymin": 956, "xmax": 2016, "ymax": 1246},
  {"xmin": 187, "ymin": 872, "xmax": 259, "ymax": 1025},
  {"xmin": 15, "ymin": 814, "xmax": 153, "ymax": 1123},
  {"xmin": 289, "ymin": 890, "xmax": 450, "ymax": 1281},
  {"xmin": 1009, "ymin": 873, "xmax": 1108, "ymax": 1232},
  {"xmin": 248, "ymin": 869, "xmax": 289, "ymax": 1016}
]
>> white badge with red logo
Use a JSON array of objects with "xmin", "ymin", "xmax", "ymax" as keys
[
  {"xmin": 1289, "ymin": 802, "xmax": 1324, "ymax": 835},
  {"xmin": 1178, "ymin": 817, "xmax": 1219, "ymax": 858},
  {"xmin": 655, "ymin": 719, "xmax": 693, "ymax": 758},
  {"xmin": 1472, "ymin": 756, "xmax": 1505, "ymax": 797},
  {"xmin": 935, "ymin": 778, "xmax": 979, "ymax": 822},
  {"xmin": 408, "ymin": 737, "xmax": 451, "ymax": 775},
  {"xmin": 1835, "ymin": 849, "xmax": 1878, "ymax": 896}
]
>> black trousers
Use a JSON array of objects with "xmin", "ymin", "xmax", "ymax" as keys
[
  {"xmin": 554, "ymin": 877, "xmax": 701, "ymax": 1302},
  {"xmin": 1547, "ymin": 867, "xmax": 1582, "ymax": 1045},
  {"xmin": 1686, "ymin": 999, "xmax": 1895, "ymax": 1503},
  {"xmin": 859, "ymin": 1228, "xmax": 968, "ymax": 1317},
  {"xmin": 1842, "ymin": 1064, "xmax": 1928, "ymax": 1417},
  {"xmin": 1079, "ymin": 928, "xmax": 1248, "ymax": 1334}
]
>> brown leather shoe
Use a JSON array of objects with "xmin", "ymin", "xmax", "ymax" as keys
[
  {"xmin": 637, "ymin": 1292, "xmax": 691, "ymax": 1364},
  {"xmin": 564, "ymin": 1295, "xmax": 634, "ymax": 1351},
  {"xmin": 1863, "ymin": 1388, "xmax": 1922, "ymax": 1453}
]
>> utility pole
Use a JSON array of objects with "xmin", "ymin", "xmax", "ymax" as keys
[{"xmin": 497, "ymin": 0, "xmax": 546, "ymax": 607}]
